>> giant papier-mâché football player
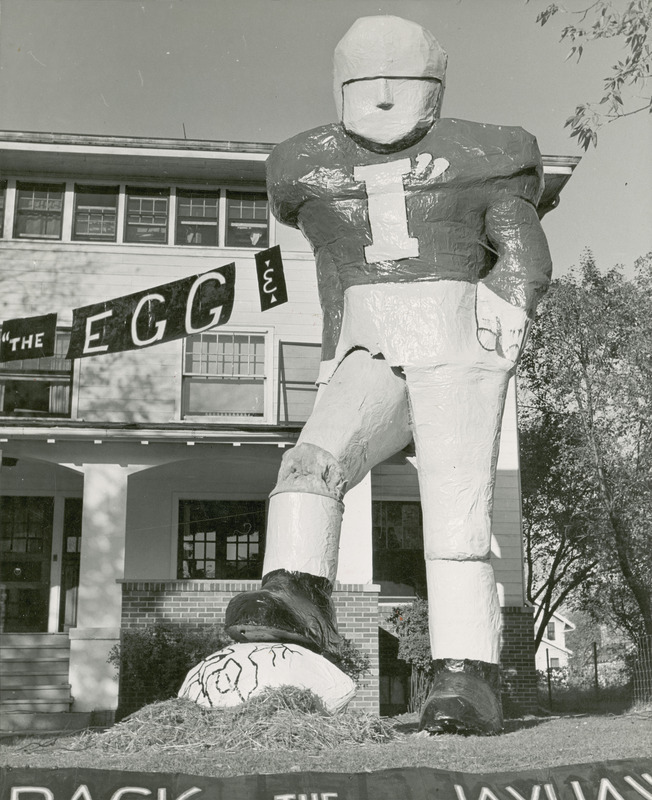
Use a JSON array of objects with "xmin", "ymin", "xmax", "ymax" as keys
[{"xmin": 226, "ymin": 15, "xmax": 552, "ymax": 735}]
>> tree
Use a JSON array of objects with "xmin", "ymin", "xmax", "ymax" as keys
[
  {"xmin": 518, "ymin": 251, "xmax": 652, "ymax": 644},
  {"xmin": 531, "ymin": 0, "xmax": 652, "ymax": 148},
  {"xmin": 519, "ymin": 407, "xmax": 602, "ymax": 650}
]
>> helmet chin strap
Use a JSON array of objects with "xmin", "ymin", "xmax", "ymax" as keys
[{"xmin": 343, "ymin": 119, "xmax": 439, "ymax": 154}]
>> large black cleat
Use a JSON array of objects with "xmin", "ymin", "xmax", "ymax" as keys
[
  {"xmin": 225, "ymin": 569, "xmax": 342, "ymax": 661},
  {"xmin": 418, "ymin": 659, "xmax": 503, "ymax": 736}
]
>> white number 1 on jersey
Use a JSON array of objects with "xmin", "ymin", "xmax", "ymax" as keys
[
  {"xmin": 354, "ymin": 159, "xmax": 417, "ymax": 263},
  {"xmin": 354, "ymin": 156, "xmax": 449, "ymax": 264}
]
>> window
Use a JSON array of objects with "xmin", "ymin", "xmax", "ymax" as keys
[
  {"xmin": 182, "ymin": 330, "xmax": 267, "ymax": 419},
  {"xmin": 125, "ymin": 186, "xmax": 169, "ymax": 243},
  {"xmin": 73, "ymin": 185, "xmax": 118, "ymax": 241},
  {"xmin": 3, "ymin": 181, "xmax": 271, "ymax": 247},
  {"xmin": 546, "ymin": 621, "xmax": 556, "ymax": 641},
  {"xmin": 14, "ymin": 182, "xmax": 65, "ymax": 240},
  {"xmin": 549, "ymin": 658, "xmax": 560, "ymax": 669},
  {"xmin": 373, "ymin": 501, "xmax": 426, "ymax": 598},
  {"xmin": 0, "ymin": 331, "xmax": 73, "ymax": 417},
  {"xmin": 0, "ymin": 181, "xmax": 6, "ymax": 237},
  {"xmin": 278, "ymin": 341, "xmax": 320, "ymax": 423},
  {"xmin": 178, "ymin": 499, "xmax": 266, "ymax": 579},
  {"xmin": 176, "ymin": 189, "xmax": 219, "ymax": 246},
  {"xmin": 226, "ymin": 191, "xmax": 269, "ymax": 248}
]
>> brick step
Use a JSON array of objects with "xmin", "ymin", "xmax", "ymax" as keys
[
  {"xmin": 2, "ymin": 657, "xmax": 70, "ymax": 675},
  {"xmin": 1, "ymin": 698, "xmax": 73, "ymax": 714},
  {"xmin": 1, "ymin": 685, "xmax": 72, "ymax": 702},
  {"xmin": 0, "ymin": 711, "xmax": 91, "ymax": 734}
]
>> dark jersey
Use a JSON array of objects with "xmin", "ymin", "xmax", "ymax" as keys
[{"xmin": 267, "ymin": 118, "xmax": 552, "ymax": 361}]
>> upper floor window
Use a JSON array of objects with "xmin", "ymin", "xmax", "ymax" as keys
[
  {"xmin": 73, "ymin": 185, "xmax": 118, "ymax": 242},
  {"xmin": 546, "ymin": 621, "xmax": 556, "ymax": 641},
  {"xmin": 14, "ymin": 182, "xmax": 65, "ymax": 240},
  {"xmin": 182, "ymin": 330, "xmax": 267, "ymax": 420},
  {"xmin": 0, "ymin": 181, "xmax": 6, "ymax": 237},
  {"xmin": 2, "ymin": 181, "xmax": 270, "ymax": 248},
  {"xmin": 226, "ymin": 191, "xmax": 269, "ymax": 248},
  {"xmin": 125, "ymin": 186, "xmax": 169, "ymax": 244},
  {"xmin": 0, "ymin": 330, "xmax": 73, "ymax": 418},
  {"xmin": 176, "ymin": 189, "xmax": 219, "ymax": 246}
]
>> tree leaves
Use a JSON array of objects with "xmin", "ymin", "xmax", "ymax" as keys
[{"xmin": 531, "ymin": 1, "xmax": 652, "ymax": 148}]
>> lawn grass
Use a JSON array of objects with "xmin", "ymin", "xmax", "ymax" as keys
[{"xmin": 2, "ymin": 709, "xmax": 650, "ymax": 777}]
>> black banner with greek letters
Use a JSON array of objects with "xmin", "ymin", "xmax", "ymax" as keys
[
  {"xmin": 255, "ymin": 245, "xmax": 288, "ymax": 311},
  {"xmin": 1, "ymin": 759, "xmax": 650, "ymax": 800},
  {"xmin": 66, "ymin": 264, "xmax": 235, "ymax": 359}
]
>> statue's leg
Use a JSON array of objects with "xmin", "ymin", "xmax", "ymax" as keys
[
  {"xmin": 404, "ymin": 360, "xmax": 512, "ymax": 734},
  {"xmin": 225, "ymin": 349, "xmax": 412, "ymax": 659}
]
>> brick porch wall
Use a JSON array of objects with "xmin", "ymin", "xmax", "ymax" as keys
[
  {"xmin": 501, "ymin": 605, "xmax": 538, "ymax": 716},
  {"xmin": 119, "ymin": 580, "xmax": 380, "ymax": 714}
]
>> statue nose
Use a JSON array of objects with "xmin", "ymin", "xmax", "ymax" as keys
[{"xmin": 376, "ymin": 80, "xmax": 394, "ymax": 110}]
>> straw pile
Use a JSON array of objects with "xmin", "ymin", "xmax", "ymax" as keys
[{"xmin": 68, "ymin": 686, "xmax": 397, "ymax": 753}]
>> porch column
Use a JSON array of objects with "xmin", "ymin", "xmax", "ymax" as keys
[
  {"xmin": 336, "ymin": 473, "xmax": 374, "ymax": 585},
  {"xmin": 69, "ymin": 463, "xmax": 144, "ymax": 715}
]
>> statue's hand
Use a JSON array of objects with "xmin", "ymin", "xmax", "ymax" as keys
[{"xmin": 476, "ymin": 282, "xmax": 530, "ymax": 363}]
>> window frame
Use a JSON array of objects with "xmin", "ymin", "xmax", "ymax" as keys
[
  {"xmin": 0, "ymin": 329, "xmax": 74, "ymax": 419},
  {"xmin": 225, "ymin": 190, "xmax": 270, "ymax": 249},
  {"xmin": 72, "ymin": 184, "xmax": 119, "ymax": 243},
  {"xmin": 124, "ymin": 185, "xmax": 170, "ymax": 245},
  {"xmin": 277, "ymin": 339, "xmax": 321, "ymax": 424},
  {"xmin": 175, "ymin": 188, "xmax": 221, "ymax": 247},
  {"xmin": 13, "ymin": 181, "xmax": 66, "ymax": 241},
  {"xmin": 180, "ymin": 326, "xmax": 274, "ymax": 424},
  {"xmin": 175, "ymin": 496, "xmax": 267, "ymax": 580},
  {"xmin": 1, "ymin": 180, "xmax": 272, "ymax": 248},
  {"xmin": 372, "ymin": 499, "xmax": 427, "ymax": 600}
]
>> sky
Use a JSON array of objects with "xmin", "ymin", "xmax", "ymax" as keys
[{"xmin": 0, "ymin": 0, "xmax": 649, "ymax": 275}]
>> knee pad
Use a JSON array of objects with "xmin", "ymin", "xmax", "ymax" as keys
[{"xmin": 272, "ymin": 442, "xmax": 347, "ymax": 501}]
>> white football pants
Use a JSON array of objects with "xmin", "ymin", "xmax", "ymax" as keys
[{"xmin": 263, "ymin": 281, "xmax": 515, "ymax": 664}]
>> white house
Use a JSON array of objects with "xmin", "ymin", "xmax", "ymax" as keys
[
  {"xmin": 0, "ymin": 131, "xmax": 579, "ymax": 731},
  {"xmin": 535, "ymin": 607, "xmax": 577, "ymax": 671}
]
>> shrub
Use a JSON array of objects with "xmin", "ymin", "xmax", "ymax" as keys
[
  {"xmin": 108, "ymin": 622, "xmax": 231, "ymax": 717},
  {"xmin": 537, "ymin": 666, "xmax": 570, "ymax": 689},
  {"xmin": 334, "ymin": 637, "xmax": 371, "ymax": 685},
  {"xmin": 386, "ymin": 599, "xmax": 435, "ymax": 712},
  {"xmin": 386, "ymin": 598, "xmax": 433, "ymax": 675},
  {"xmin": 109, "ymin": 622, "xmax": 370, "ymax": 717}
]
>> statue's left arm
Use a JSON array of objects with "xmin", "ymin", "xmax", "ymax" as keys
[{"xmin": 476, "ymin": 129, "xmax": 552, "ymax": 361}]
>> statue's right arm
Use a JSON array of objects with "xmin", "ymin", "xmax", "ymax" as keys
[
  {"xmin": 315, "ymin": 253, "xmax": 344, "ymax": 384},
  {"xmin": 267, "ymin": 136, "xmax": 344, "ymax": 385}
]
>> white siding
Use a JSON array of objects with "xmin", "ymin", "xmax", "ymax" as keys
[{"xmin": 1, "ymin": 243, "xmax": 321, "ymax": 423}]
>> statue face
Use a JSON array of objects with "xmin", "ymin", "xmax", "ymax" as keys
[{"xmin": 341, "ymin": 77, "xmax": 441, "ymax": 149}]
